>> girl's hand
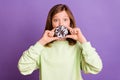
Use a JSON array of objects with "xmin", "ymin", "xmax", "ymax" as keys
[
  {"xmin": 39, "ymin": 29, "xmax": 59, "ymax": 45},
  {"xmin": 66, "ymin": 27, "xmax": 87, "ymax": 43}
]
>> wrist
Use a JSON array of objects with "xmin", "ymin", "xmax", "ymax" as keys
[
  {"xmin": 39, "ymin": 38, "xmax": 47, "ymax": 46},
  {"xmin": 78, "ymin": 35, "xmax": 87, "ymax": 43}
]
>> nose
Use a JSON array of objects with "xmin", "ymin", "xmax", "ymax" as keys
[{"xmin": 59, "ymin": 20, "xmax": 63, "ymax": 26}]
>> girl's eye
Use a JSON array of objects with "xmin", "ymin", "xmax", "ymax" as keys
[
  {"xmin": 53, "ymin": 19, "xmax": 58, "ymax": 22},
  {"xmin": 64, "ymin": 18, "xmax": 68, "ymax": 21}
]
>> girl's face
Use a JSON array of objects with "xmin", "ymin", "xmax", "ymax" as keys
[{"xmin": 52, "ymin": 11, "xmax": 70, "ymax": 28}]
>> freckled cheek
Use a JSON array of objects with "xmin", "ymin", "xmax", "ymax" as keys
[
  {"xmin": 64, "ymin": 22, "xmax": 70, "ymax": 27},
  {"xmin": 52, "ymin": 22, "xmax": 59, "ymax": 28}
]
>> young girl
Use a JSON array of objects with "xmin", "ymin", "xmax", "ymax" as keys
[{"xmin": 18, "ymin": 4, "xmax": 103, "ymax": 80}]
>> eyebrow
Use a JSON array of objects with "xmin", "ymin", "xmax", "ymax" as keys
[{"xmin": 53, "ymin": 16, "xmax": 69, "ymax": 18}]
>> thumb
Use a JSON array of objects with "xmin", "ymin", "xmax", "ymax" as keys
[
  {"xmin": 66, "ymin": 35, "xmax": 74, "ymax": 39},
  {"xmin": 51, "ymin": 37, "xmax": 59, "ymax": 41}
]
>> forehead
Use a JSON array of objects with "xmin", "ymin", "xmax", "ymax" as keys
[{"xmin": 53, "ymin": 11, "xmax": 69, "ymax": 18}]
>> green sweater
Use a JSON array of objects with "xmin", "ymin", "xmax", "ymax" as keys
[{"xmin": 18, "ymin": 41, "xmax": 103, "ymax": 80}]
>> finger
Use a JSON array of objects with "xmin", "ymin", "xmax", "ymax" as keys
[
  {"xmin": 48, "ymin": 32, "xmax": 54, "ymax": 37},
  {"xmin": 74, "ymin": 29, "xmax": 78, "ymax": 34},
  {"xmin": 44, "ymin": 30, "xmax": 50, "ymax": 36},
  {"xmin": 69, "ymin": 27, "xmax": 78, "ymax": 34},
  {"xmin": 51, "ymin": 28, "xmax": 56, "ymax": 32},
  {"xmin": 51, "ymin": 28, "xmax": 56, "ymax": 36},
  {"xmin": 76, "ymin": 27, "xmax": 82, "ymax": 33},
  {"xmin": 66, "ymin": 35, "xmax": 74, "ymax": 39},
  {"xmin": 66, "ymin": 27, "xmax": 74, "ymax": 35},
  {"xmin": 47, "ymin": 29, "xmax": 55, "ymax": 37},
  {"xmin": 51, "ymin": 37, "xmax": 59, "ymax": 41},
  {"xmin": 71, "ymin": 29, "xmax": 76, "ymax": 35},
  {"xmin": 66, "ymin": 26, "xmax": 73, "ymax": 32},
  {"xmin": 73, "ymin": 28, "xmax": 80, "ymax": 34}
]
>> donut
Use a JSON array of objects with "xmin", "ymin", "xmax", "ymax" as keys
[{"xmin": 54, "ymin": 26, "xmax": 68, "ymax": 38}]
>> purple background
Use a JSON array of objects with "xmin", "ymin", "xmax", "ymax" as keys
[{"xmin": 0, "ymin": 0, "xmax": 120, "ymax": 80}]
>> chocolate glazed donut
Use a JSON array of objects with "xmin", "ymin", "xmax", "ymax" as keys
[{"xmin": 54, "ymin": 26, "xmax": 68, "ymax": 38}]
